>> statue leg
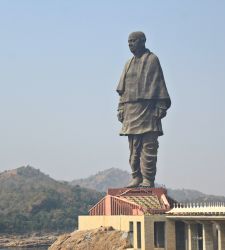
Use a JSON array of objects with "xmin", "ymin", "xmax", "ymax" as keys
[
  {"xmin": 126, "ymin": 134, "xmax": 143, "ymax": 187},
  {"xmin": 139, "ymin": 132, "xmax": 159, "ymax": 187}
]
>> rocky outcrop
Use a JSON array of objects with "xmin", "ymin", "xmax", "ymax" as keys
[{"xmin": 49, "ymin": 227, "xmax": 132, "ymax": 250}]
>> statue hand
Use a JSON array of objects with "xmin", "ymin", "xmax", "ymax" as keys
[
  {"xmin": 153, "ymin": 107, "xmax": 167, "ymax": 119},
  {"xmin": 117, "ymin": 110, "xmax": 124, "ymax": 123},
  {"xmin": 159, "ymin": 109, "xmax": 167, "ymax": 119}
]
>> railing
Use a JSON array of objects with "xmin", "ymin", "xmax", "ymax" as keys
[
  {"xmin": 173, "ymin": 202, "xmax": 225, "ymax": 208},
  {"xmin": 167, "ymin": 202, "xmax": 225, "ymax": 215}
]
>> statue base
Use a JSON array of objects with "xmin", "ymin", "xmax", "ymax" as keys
[{"xmin": 89, "ymin": 187, "xmax": 175, "ymax": 216}]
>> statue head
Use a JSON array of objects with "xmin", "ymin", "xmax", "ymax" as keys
[{"xmin": 128, "ymin": 31, "xmax": 146, "ymax": 56}]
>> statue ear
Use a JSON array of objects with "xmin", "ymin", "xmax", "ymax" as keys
[{"xmin": 139, "ymin": 38, "xmax": 146, "ymax": 46}]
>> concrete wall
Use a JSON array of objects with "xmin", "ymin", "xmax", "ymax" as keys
[
  {"xmin": 144, "ymin": 215, "xmax": 175, "ymax": 250},
  {"xmin": 79, "ymin": 215, "xmax": 144, "ymax": 232},
  {"xmin": 79, "ymin": 214, "xmax": 175, "ymax": 250}
]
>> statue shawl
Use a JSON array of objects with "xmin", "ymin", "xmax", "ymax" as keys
[{"xmin": 116, "ymin": 50, "xmax": 171, "ymax": 108}]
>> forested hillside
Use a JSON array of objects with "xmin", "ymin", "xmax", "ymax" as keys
[
  {"xmin": 70, "ymin": 168, "xmax": 130, "ymax": 192},
  {"xmin": 0, "ymin": 166, "xmax": 103, "ymax": 233}
]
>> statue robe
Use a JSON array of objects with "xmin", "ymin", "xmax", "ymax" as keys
[{"xmin": 117, "ymin": 50, "xmax": 171, "ymax": 135}]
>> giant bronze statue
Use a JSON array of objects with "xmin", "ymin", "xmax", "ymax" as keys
[{"xmin": 116, "ymin": 31, "xmax": 171, "ymax": 188}]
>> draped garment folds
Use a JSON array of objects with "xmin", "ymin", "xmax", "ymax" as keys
[{"xmin": 117, "ymin": 49, "xmax": 171, "ymax": 136}]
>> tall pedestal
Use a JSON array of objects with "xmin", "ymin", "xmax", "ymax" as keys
[
  {"xmin": 202, "ymin": 222, "xmax": 214, "ymax": 250},
  {"xmin": 165, "ymin": 220, "xmax": 176, "ymax": 250},
  {"xmin": 186, "ymin": 223, "xmax": 198, "ymax": 250},
  {"xmin": 217, "ymin": 223, "xmax": 225, "ymax": 250}
]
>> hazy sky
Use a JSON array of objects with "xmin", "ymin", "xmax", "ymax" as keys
[{"xmin": 0, "ymin": 1, "xmax": 225, "ymax": 195}]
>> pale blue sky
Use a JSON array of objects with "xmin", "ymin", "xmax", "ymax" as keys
[{"xmin": 0, "ymin": 1, "xmax": 225, "ymax": 195}]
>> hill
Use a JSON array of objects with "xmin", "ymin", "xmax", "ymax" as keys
[
  {"xmin": 0, "ymin": 166, "xmax": 103, "ymax": 234},
  {"xmin": 167, "ymin": 188, "xmax": 225, "ymax": 203},
  {"xmin": 70, "ymin": 168, "xmax": 130, "ymax": 192},
  {"xmin": 70, "ymin": 168, "xmax": 225, "ymax": 202}
]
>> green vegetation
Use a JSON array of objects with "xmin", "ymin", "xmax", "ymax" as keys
[
  {"xmin": 0, "ymin": 166, "xmax": 103, "ymax": 233},
  {"xmin": 70, "ymin": 167, "xmax": 130, "ymax": 192}
]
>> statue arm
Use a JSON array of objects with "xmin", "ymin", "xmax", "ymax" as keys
[
  {"xmin": 117, "ymin": 102, "xmax": 124, "ymax": 123},
  {"xmin": 153, "ymin": 100, "xmax": 168, "ymax": 119}
]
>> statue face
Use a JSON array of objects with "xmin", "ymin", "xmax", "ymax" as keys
[{"xmin": 128, "ymin": 34, "xmax": 145, "ymax": 54}]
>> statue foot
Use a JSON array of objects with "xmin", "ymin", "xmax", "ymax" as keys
[
  {"xmin": 126, "ymin": 176, "xmax": 142, "ymax": 188},
  {"xmin": 139, "ymin": 179, "xmax": 155, "ymax": 188}
]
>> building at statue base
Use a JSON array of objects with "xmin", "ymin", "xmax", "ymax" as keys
[{"xmin": 78, "ymin": 188, "xmax": 225, "ymax": 250}]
